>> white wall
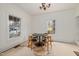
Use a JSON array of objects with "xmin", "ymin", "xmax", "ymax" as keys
[
  {"xmin": 32, "ymin": 9, "xmax": 76, "ymax": 43},
  {"xmin": 0, "ymin": 4, "xmax": 31, "ymax": 52},
  {"xmin": 74, "ymin": 6, "xmax": 79, "ymax": 45}
]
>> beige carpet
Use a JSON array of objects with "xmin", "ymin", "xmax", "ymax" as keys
[{"xmin": 0, "ymin": 42, "xmax": 78, "ymax": 56}]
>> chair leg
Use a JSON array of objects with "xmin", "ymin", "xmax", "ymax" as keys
[{"xmin": 50, "ymin": 42, "xmax": 52, "ymax": 48}]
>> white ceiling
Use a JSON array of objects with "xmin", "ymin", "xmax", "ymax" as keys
[{"xmin": 18, "ymin": 3, "xmax": 79, "ymax": 16}]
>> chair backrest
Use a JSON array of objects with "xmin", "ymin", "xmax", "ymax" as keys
[
  {"xmin": 31, "ymin": 33, "xmax": 48, "ymax": 45},
  {"xmin": 32, "ymin": 33, "xmax": 47, "ymax": 40},
  {"xmin": 32, "ymin": 33, "xmax": 39, "ymax": 42}
]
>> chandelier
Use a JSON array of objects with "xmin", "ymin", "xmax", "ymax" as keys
[{"xmin": 40, "ymin": 3, "xmax": 51, "ymax": 11}]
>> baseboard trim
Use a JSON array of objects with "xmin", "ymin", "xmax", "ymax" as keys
[{"xmin": 54, "ymin": 40, "xmax": 75, "ymax": 45}]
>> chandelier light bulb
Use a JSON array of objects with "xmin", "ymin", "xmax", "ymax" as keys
[{"xmin": 39, "ymin": 3, "xmax": 51, "ymax": 11}]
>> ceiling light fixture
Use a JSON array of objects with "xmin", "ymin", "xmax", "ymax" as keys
[{"xmin": 40, "ymin": 3, "xmax": 51, "ymax": 11}]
